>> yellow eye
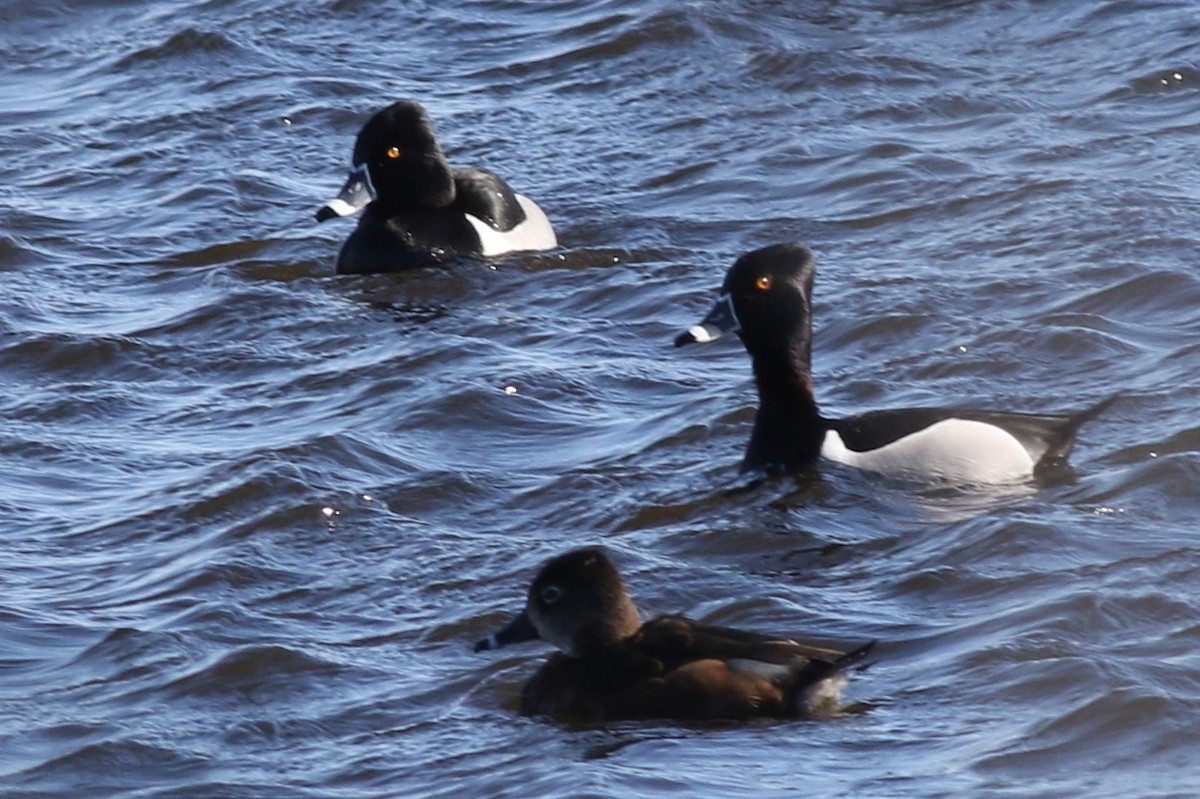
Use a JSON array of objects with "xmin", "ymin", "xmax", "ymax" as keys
[
  {"xmin": 385, "ymin": 146, "xmax": 402, "ymax": 159},
  {"xmin": 755, "ymin": 275, "xmax": 772, "ymax": 291}
]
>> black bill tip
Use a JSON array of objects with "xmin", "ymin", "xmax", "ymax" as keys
[{"xmin": 473, "ymin": 609, "xmax": 540, "ymax": 653}]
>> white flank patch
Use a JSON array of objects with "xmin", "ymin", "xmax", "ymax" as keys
[
  {"xmin": 727, "ymin": 658, "xmax": 791, "ymax": 682},
  {"xmin": 820, "ymin": 418, "xmax": 1036, "ymax": 484},
  {"xmin": 464, "ymin": 194, "xmax": 558, "ymax": 256},
  {"xmin": 685, "ymin": 324, "xmax": 719, "ymax": 343}
]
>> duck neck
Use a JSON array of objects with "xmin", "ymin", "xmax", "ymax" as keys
[
  {"xmin": 744, "ymin": 340, "xmax": 826, "ymax": 472},
  {"xmin": 578, "ymin": 595, "xmax": 642, "ymax": 656}
]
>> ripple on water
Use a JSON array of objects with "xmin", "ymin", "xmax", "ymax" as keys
[
  {"xmin": 12, "ymin": 739, "xmax": 211, "ymax": 797},
  {"xmin": 3, "ymin": 0, "xmax": 1200, "ymax": 797}
]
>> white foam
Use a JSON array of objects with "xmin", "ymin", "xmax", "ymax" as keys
[
  {"xmin": 820, "ymin": 418, "xmax": 1036, "ymax": 484},
  {"xmin": 464, "ymin": 194, "xmax": 557, "ymax": 256}
]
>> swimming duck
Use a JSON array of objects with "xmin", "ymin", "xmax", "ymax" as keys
[
  {"xmin": 675, "ymin": 243, "xmax": 1116, "ymax": 483},
  {"xmin": 315, "ymin": 100, "xmax": 557, "ymax": 274},
  {"xmin": 475, "ymin": 547, "xmax": 874, "ymax": 722}
]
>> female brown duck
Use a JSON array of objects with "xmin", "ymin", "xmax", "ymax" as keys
[{"xmin": 475, "ymin": 547, "xmax": 874, "ymax": 723}]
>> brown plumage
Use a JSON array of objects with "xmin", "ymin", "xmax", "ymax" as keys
[{"xmin": 474, "ymin": 547, "xmax": 875, "ymax": 723}]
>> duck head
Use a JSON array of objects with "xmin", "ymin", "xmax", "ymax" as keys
[
  {"xmin": 676, "ymin": 243, "xmax": 817, "ymax": 364},
  {"xmin": 474, "ymin": 547, "xmax": 642, "ymax": 658},
  {"xmin": 316, "ymin": 100, "xmax": 456, "ymax": 221}
]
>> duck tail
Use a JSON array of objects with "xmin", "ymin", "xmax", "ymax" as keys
[
  {"xmin": 789, "ymin": 640, "xmax": 876, "ymax": 716},
  {"xmin": 1036, "ymin": 392, "xmax": 1121, "ymax": 472},
  {"xmin": 1066, "ymin": 391, "xmax": 1121, "ymax": 434},
  {"xmin": 831, "ymin": 639, "xmax": 877, "ymax": 672}
]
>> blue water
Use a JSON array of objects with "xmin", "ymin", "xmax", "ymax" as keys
[{"xmin": 2, "ymin": 1, "xmax": 1199, "ymax": 796}]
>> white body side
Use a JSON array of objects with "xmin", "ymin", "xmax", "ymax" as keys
[
  {"xmin": 464, "ymin": 194, "xmax": 557, "ymax": 256},
  {"xmin": 820, "ymin": 418, "xmax": 1036, "ymax": 484}
]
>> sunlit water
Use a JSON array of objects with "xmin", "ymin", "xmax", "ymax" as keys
[{"xmin": 2, "ymin": 1, "xmax": 1199, "ymax": 797}]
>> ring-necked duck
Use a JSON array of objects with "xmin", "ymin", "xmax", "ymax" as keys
[
  {"xmin": 675, "ymin": 243, "xmax": 1116, "ymax": 483},
  {"xmin": 315, "ymin": 100, "xmax": 557, "ymax": 274},
  {"xmin": 475, "ymin": 547, "xmax": 874, "ymax": 722}
]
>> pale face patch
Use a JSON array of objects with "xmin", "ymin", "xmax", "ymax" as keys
[
  {"xmin": 527, "ymin": 603, "xmax": 579, "ymax": 657},
  {"xmin": 820, "ymin": 418, "xmax": 1036, "ymax": 484}
]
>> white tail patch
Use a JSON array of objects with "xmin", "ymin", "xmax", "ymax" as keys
[
  {"xmin": 821, "ymin": 418, "xmax": 1036, "ymax": 484},
  {"xmin": 464, "ymin": 194, "xmax": 557, "ymax": 256}
]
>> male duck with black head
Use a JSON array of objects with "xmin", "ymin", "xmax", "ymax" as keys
[
  {"xmin": 316, "ymin": 100, "xmax": 557, "ymax": 274},
  {"xmin": 475, "ymin": 547, "xmax": 874, "ymax": 723},
  {"xmin": 676, "ymin": 243, "xmax": 1117, "ymax": 484}
]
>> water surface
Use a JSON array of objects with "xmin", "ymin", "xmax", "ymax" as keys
[{"xmin": 2, "ymin": 1, "xmax": 1199, "ymax": 797}]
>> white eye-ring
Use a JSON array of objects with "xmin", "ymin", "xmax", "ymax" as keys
[{"xmin": 540, "ymin": 585, "xmax": 563, "ymax": 604}]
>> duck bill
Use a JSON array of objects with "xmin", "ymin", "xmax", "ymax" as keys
[
  {"xmin": 315, "ymin": 163, "xmax": 376, "ymax": 222},
  {"xmin": 674, "ymin": 292, "xmax": 740, "ymax": 347},
  {"xmin": 473, "ymin": 609, "xmax": 540, "ymax": 653}
]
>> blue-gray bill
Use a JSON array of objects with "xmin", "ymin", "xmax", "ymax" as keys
[
  {"xmin": 316, "ymin": 162, "xmax": 376, "ymax": 222},
  {"xmin": 474, "ymin": 609, "xmax": 539, "ymax": 652},
  {"xmin": 675, "ymin": 292, "xmax": 740, "ymax": 347}
]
